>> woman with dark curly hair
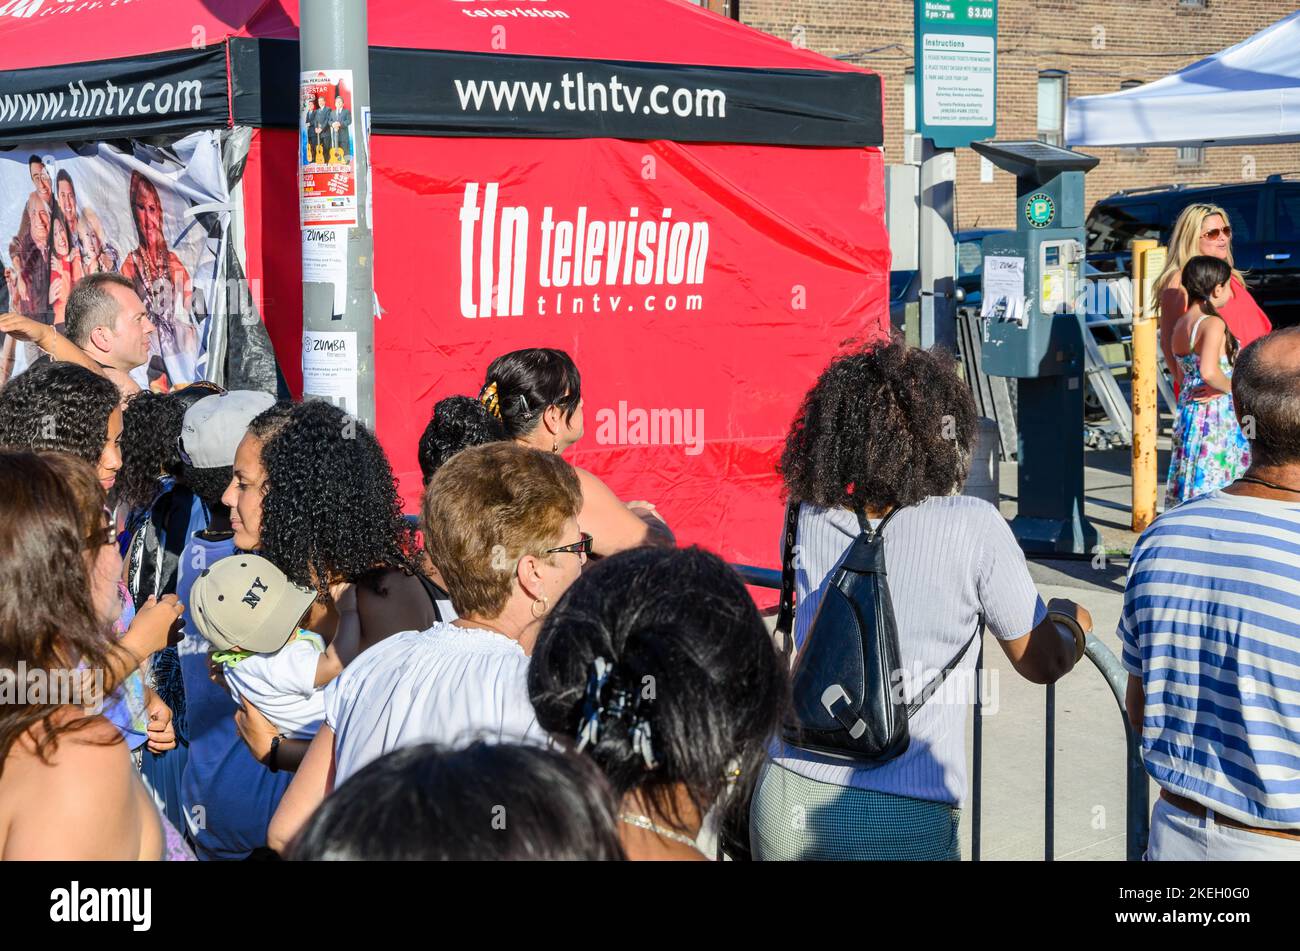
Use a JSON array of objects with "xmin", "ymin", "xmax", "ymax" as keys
[
  {"xmin": 529, "ymin": 546, "xmax": 787, "ymax": 860},
  {"xmin": 750, "ymin": 338, "xmax": 1092, "ymax": 861},
  {"xmin": 0, "ymin": 360, "xmax": 122, "ymax": 492},
  {"xmin": 417, "ymin": 394, "xmax": 505, "ymax": 487},
  {"xmin": 112, "ymin": 381, "xmax": 225, "ymax": 833},
  {"xmin": 117, "ymin": 382, "xmax": 224, "ymax": 513},
  {"xmin": 221, "ymin": 400, "xmax": 438, "ymax": 775},
  {"xmin": 480, "ymin": 348, "xmax": 674, "ymax": 555}
]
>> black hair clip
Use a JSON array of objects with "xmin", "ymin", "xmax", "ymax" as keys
[
  {"xmin": 574, "ymin": 656, "xmax": 659, "ymax": 771},
  {"xmin": 576, "ymin": 656, "xmax": 612, "ymax": 753}
]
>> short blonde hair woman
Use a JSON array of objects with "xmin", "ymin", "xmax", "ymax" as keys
[
  {"xmin": 1157, "ymin": 202, "xmax": 1271, "ymax": 395},
  {"xmin": 266, "ymin": 442, "xmax": 589, "ymax": 854}
]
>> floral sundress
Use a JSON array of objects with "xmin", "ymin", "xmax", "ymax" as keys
[{"xmin": 1165, "ymin": 317, "xmax": 1250, "ymax": 509}]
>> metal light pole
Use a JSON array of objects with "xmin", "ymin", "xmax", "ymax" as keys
[
  {"xmin": 918, "ymin": 138, "xmax": 957, "ymax": 353},
  {"xmin": 300, "ymin": 0, "xmax": 375, "ymax": 427}
]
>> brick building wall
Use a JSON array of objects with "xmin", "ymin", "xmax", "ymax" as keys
[{"xmin": 738, "ymin": 0, "xmax": 1300, "ymax": 232}]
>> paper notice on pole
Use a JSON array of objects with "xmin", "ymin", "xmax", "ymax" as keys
[
  {"xmin": 922, "ymin": 33, "xmax": 995, "ymax": 127},
  {"xmin": 302, "ymin": 226, "xmax": 348, "ymax": 316},
  {"xmin": 302, "ymin": 330, "xmax": 358, "ymax": 416},
  {"xmin": 361, "ymin": 105, "xmax": 372, "ymax": 230},
  {"xmin": 981, "ymin": 255, "xmax": 1027, "ymax": 328},
  {"xmin": 299, "ymin": 68, "xmax": 358, "ymax": 226}
]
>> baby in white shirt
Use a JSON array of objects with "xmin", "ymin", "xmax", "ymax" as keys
[{"xmin": 191, "ymin": 554, "xmax": 349, "ymax": 740}]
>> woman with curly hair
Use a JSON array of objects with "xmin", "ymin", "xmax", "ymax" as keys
[
  {"xmin": 111, "ymin": 381, "xmax": 225, "ymax": 832},
  {"xmin": 221, "ymin": 400, "xmax": 438, "ymax": 775},
  {"xmin": 0, "ymin": 451, "xmax": 190, "ymax": 859},
  {"xmin": 417, "ymin": 394, "xmax": 505, "ymax": 487},
  {"xmin": 749, "ymin": 338, "xmax": 1092, "ymax": 861},
  {"xmin": 0, "ymin": 360, "xmax": 122, "ymax": 492},
  {"xmin": 117, "ymin": 383, "xmax": 224, "ymax": 513},
  {"xmin": 479, "ymin": 348, "xmax": 674, "ymax": 555}
]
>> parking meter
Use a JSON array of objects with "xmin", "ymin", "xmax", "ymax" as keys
[{"xmin": 972, "ymin": 141, "xmax": 1100, "ymax": 554}]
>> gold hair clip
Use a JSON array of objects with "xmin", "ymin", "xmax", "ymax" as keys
[{"xmin": 480, "ymin": 381, "xmax": 502, "ymax": 419}]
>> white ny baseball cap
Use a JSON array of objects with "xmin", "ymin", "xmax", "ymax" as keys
[{"xmin": 190, "ymin": 554, "xmax": 316, "ymax": 654}]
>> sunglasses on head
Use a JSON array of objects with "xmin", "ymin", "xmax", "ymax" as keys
[
  {"xmin": 1202, "ymin": 225, "xmax": 1232, "ymax": 241},
  {"xmin": 546, "ymin": 532, "xmax": 593, "ymax": 557}
]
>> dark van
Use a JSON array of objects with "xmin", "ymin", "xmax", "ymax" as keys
[{"xmin": 1086, "ymin": 174, "xmax": 1300, "ymax": 327}]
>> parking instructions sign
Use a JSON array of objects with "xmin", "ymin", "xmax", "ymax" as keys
[{"xmin": 915, "ymin": 0, "xmax": 998, "ymax": 148}]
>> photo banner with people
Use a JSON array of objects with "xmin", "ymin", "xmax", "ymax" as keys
[{"xmin": 0, "ymin": 130, "xmax": 228, "ymax": 389}]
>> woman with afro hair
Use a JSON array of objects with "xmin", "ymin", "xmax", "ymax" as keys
[
  {"xmin": 221, "ymin": 399, "xmax": 439, "ymax": 775},
  {"xmin": 0, "ymin": 359, "xmax": 123, "ymax": 492},
  {"xmin": 416, "ymin": 394, "xmax": 506, "ymax": 487},
  {"xmin": 749, "ymin": 338, "xmax": 1092, "ymax": 861}
]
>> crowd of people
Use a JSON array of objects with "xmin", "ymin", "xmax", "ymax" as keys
[{"xmin": 0, "ymin": 264, "xmax": 1297, "ymax": 861}]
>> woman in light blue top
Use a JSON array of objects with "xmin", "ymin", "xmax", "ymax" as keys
[{"xmin": 750, "ymin": 339, "xmax": 1091, "ymax": 860}]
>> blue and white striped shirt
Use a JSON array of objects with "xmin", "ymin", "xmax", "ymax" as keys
[{"xmin": 1119, "ymin": 490, "xmax": 1300, "ymax": 829}]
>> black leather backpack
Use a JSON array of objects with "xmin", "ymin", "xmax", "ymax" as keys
[{"xmin": 776, "ymin": 501, "xmax": 977, "ymax": 764}]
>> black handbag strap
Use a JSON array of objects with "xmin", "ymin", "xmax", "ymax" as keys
[
  {"xmin": 904, "ymin": 618, "xmax": 982, "ymax": 719},
  {"xmin": 852, "ymin": 503, "xmax": 905, "ymax": 538},
  {"xmin": 775, "ymin": 500, "xmax": 801, "ymax": 658}
]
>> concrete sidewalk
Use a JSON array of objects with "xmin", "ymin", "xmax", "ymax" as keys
[{"xmin": 959, "ymin": 444, "xmax": 1167, "ymax": 860}]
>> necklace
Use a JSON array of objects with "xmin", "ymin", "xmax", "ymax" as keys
[
  {"xmin": 134, "ymin": 243, "xmax": 168, "ymax": 286},
  {"xmin": 619, "ymin": 813, "xmax": 698, "ymax": 847},
  {"xmin": 1236, "ymin": 475, "xmax": 1300, "ymax": 494}
]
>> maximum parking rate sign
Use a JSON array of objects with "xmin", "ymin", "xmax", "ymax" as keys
[{"xmin": 914, "ymin": 0, "xmax": 998, "ymax": 148}]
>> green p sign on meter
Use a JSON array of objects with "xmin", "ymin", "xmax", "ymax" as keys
[
  {"xmin": 914, "ymin": 0, "xmax": 998, "ymax": 149},
  {"xmin": 1025, "ymin": 192, "xmax": 1055, "ymax": 228}
]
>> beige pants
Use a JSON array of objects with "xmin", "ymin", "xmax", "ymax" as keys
[{"xmin": 1147, "ymin": 795, "xmax": 1300, "ymax": 861}]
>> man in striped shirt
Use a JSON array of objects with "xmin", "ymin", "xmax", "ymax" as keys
[{"xmin": 1122, "ymin": 327, "xmax": 1300, "ymax": 859}]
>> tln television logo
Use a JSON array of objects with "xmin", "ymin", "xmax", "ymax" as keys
[{"xmin": 458, "ymin": 182, "xmax": 709, "ymax": 318}]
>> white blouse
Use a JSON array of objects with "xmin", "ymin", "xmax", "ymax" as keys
[{"xmin": 325, "ymin": 620, "xmax": 548, "ymax": 785}]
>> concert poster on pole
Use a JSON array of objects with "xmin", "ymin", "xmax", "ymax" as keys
[{"xmin": 298, "ymin": 69, "xmax": 357, "ymax": 227}]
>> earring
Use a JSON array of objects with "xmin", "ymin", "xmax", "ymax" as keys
[
  {"xmin": 531, "ymin": 595, "xmax": 549, "ymax": 619},
  {"xmin": 552, "ymin": 440, "xmax": 559, "ymax": 453}
]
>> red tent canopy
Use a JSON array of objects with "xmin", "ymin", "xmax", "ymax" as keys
[
  {"xmin": 0, "ymin": 0, "xmax": 888, "ymax": 572},
  {"xmin": 1, "ymin": 0, "xmax": 863, "ymax": 72}
]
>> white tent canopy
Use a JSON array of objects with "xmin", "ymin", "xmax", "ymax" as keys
[{"xmin": 1067, "ymin": 10, "xmax": 1300, "ymax": 148}]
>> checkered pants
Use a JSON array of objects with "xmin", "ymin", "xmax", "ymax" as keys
[{"xmin": 750, "ymin": 761, "xmax": 961, "ymax": 861}]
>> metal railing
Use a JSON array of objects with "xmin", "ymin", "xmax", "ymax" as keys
[{"xmin": 732, "ymin": 562, "xmax": 1150, "ymax": 861}]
